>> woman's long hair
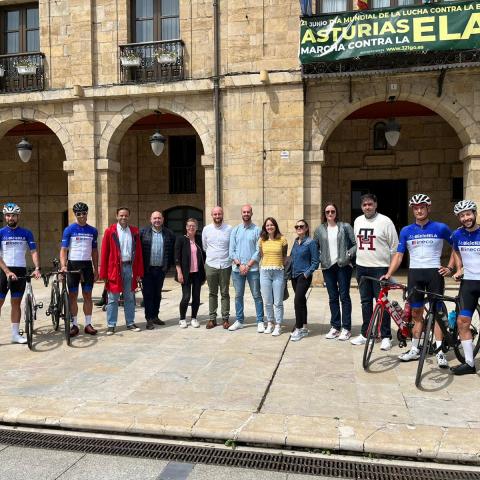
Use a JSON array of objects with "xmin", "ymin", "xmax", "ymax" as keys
[{"xmin": 260, "ymin": 217, "xmax": 282, "ymax": 241}]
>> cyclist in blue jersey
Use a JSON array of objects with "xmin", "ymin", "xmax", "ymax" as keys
[
  {"xmin": 0, "ymin": 203, "xmax": 42, "ymax": 344},
  {"xmin": 450, "ymin": 200, "xmax": 480, "ymax": 375},
  {"xmin": 382, "ymin": 194, "xmax": 454, "ymax": 368},
  {"xmin": 60, "ymin": 202, "xmax": 99, "ymax": 337}
]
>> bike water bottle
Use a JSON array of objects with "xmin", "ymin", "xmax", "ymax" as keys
[
  {"xmin": 448, "ymin": 311, "xmax": 457, "ymax": 329},
  {"xmin": 438, "ymin": 308, "xmax": 449, "ymax": 329},
  {"xmin": 391, "ymin": 300, "xmax": 403, "ymax": 319},
  {"xmin": 402, "ymin": 301, "xmax": 411, "ymax": 321}
]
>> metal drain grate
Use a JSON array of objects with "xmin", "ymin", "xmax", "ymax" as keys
[{"xmin": 0, "ymin": 428, "xmax": 478, "ymax": 479}]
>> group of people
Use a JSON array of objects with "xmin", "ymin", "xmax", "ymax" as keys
[{"xmin": 0, "ymin": 194, "xmax": 479, "ymax": 376}]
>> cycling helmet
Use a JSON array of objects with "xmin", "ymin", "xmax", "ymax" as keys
[
  {"xmin": 2, "ymin": 202, "xmax": 21, "ymax": 214},
  {"xmin": 454, "ymin": 200, "xmax": 477, "ymax": 215},
  {"xmin": 72, "ymin": 202, "xmax": 88, "ymax": 214},
  {"xmin": 409, "ymin": 193, "xmax": 431, "ymax": 207}
]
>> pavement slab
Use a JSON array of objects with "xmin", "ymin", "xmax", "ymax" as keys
[{"xmin": 1, "ymin": 277, "xmax": 480, "ymax": 463}]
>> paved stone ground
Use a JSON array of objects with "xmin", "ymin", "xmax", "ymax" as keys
[{"xmin": 1, "ymin": 275, "xmax": 479, "ymax": 464}]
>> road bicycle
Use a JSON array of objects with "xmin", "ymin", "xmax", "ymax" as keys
[
  {"xmin": 8, "ymin": 270, "xmax": 43, "ymax": 350},
  {"xmin": 361, "ymin": 276, "xmax": 413, "ymax": 370},
  {"xmin": 43, "ymin": 262, "xmax": 81, "ymax": 346},
  {"xmin": 414, "ymin": 288, "xmax": 480, "ymax": 388}
]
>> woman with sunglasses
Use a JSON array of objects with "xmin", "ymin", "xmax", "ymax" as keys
[
  {"xmin": 258, "ymin": 217, "xmax": 288, "ymax": 336},
  {"xmin": 290, "ymin": 220, "xmax": 319, "ymax": 342},
  {"xmin": 174, "ymin": 218, "xmax": 206, "ymax": 328},
  {"xmin": 313, "ymin": 203, "xmax": 356, "ymax": 341}
]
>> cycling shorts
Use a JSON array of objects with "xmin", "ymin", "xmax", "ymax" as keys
[
  {"xmin": 458, "ymin": 280, "xmax": 480, "ymax": 318},
  {"xmin": 67, "ymin": 260, "xmax": 94, "ymax": 293},
  {"xmin": 0, "ymin": 267, "xmax": 27, "ymax": 299},
  {"xmin": 408, "ymin": 268, "xmax": 444, "ymax": 308}
]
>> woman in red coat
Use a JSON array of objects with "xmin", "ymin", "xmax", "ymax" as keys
[{"xmin": 100, "ymin": 207, "xmax": 143, "ymax": 335}]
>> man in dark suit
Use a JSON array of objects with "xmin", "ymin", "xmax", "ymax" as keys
[{"xmin": 140, "ymin": 211, "xmax": 175, "ymax": 329}]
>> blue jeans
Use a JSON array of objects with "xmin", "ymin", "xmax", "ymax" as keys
[
  {"xmin": 356, "ymin": 265, "xmax": 391, "ymax": 338},
  {"xmin": 260, "ymin": 269, "xmax": 284, "ymax": 324},
  {"xmin": 142, "ymin": 266, "xmax": 166, "ymax": 320},
  {"xmin": 106, "ymin": 263, "xmax": 136, "ymax": 327},
  {"xmin": 232, "ymin": 270, "xmax": 264, "ymax": 324},
  {"xmin": 323, "ymin": 264, "xmax": 353, "ymax": 331}
]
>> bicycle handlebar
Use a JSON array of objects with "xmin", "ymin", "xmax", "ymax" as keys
[
  {"xmin": 42, "ymin": 269, "xmax": 82, "ymax": 287},
  {"xmin": 412, "ymin": 287, "xmax": 457, "ymax": 304},
  {"xmin": 359, "ymin": 275, "xmax": 407, "ymax": 290}
]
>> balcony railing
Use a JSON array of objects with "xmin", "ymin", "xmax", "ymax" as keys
[
  {"xmin": 0, "ymin": 52, "xmax": 45, "ymax": 94},
  {"xmin": 119, "ymin": 40, "xmax": 184, "ymax": 85}
]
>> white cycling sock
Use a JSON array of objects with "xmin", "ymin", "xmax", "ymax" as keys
[
  {"xmin": 411, "ymin": 338, "xmax": 420, "ymax": 350},
  {"xmin": 436, "ymin": 340, "xmax": 442, "ymax": 350},
  {"xmin": 72, "ymin": 316, "xmax": 78, "ymax": 326},
  {"xmin": 461, "ymin": 339, "xmax": 475, "ymax": 367},
  {"xmin": 85, "ymin": 315, "xmax": 92, "ymax": 326},
  {"xmin": 11, "ymin": 323, "xmax": 19, "ymax": 335}
]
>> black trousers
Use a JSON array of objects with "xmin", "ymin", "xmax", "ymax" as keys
[
  {"xmin": 180, "ymin": 272, "xmax": 202, "ymax": 320},
  {"xmin": 291, "ymin": 275, "xmax": 312, "ymax": 329}
]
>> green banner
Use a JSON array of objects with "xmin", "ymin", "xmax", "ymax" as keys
[{"xmin": 300, "ymin": 0, "xmax": 480, "ymax": 63}]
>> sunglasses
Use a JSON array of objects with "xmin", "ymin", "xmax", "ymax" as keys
[
  {"xmin": 75, "ymin": 212, "xmax": 87, "ymax": 217},
  {"xmin": 325, "ymin": 210, "xmax": 336, "ymax": 214},
  {"xmin": 295, "ymin": 225, "xmax": 306, "ymax": 229}
]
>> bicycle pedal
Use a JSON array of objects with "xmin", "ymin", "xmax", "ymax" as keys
[
  {"xmin": 36, "ymin": 302, "xmax": 44, "ymax": 309},
  {"xmin": 19, "ymin": 329, "xmax": 24, "ymax": 336}
]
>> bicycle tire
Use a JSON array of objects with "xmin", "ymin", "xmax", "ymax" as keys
[
  {"xmin": 453, "ymin": 304, "xmax": 480, "ymax": 363},
  {"xmin": 51, "ymin": 283, "xmax": 61, "ymax": 331},
  {"xmin": 62, "ymin": 290, "xmax": 71, "ymax": 346},
  {"xmin": 415, "ymin": 311, "xmax": 434, "ymax": 388},
  {"xmin": 362, "ymin": 304, "xmax": 382, "ymax": 370},
  {"xmin": 25, "ymin": 295, "xmax": 34, "ymax": 350}
]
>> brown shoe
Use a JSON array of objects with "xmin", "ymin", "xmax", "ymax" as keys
[
  {"xmin": 206, "ymin": 319, "xmax": 217, "ymax": 329},
  {"xmin": 146, "ymin": 320, "xmax": 155, "ymax": 330},
  {"xmin": 222, "ymin": 320, "xmax": 230, "ymax": 329},
  {"xmin": 69, "ymin": 325, "xmax": 80, "ymax": 337},
  {"xmin": 84, "ymin": 324, "xmax": 97, "ymax": 335}
]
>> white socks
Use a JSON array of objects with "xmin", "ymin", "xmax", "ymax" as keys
[{"xmin": 461, "ymin": 339, "xmax": 475, "ymax": 367}]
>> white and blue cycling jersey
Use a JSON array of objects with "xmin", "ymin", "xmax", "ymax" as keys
[
  {"xmin": 452, "ymin": 227, "xmax": 480, "ymax": 281},
  {"xmin": 397, "ymin": 221, "xmax": 452, "ymax": 269},
  {"xmin": 0, "ymin": 226, "xmax": 36, "ymax": 267},
  {"xmin": 61, "ymin": 223, "xmax": 98, "ymax": 261}
]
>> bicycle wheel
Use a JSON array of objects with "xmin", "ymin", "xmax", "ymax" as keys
[
  {"xmin": 62, "ymin": 290, "xmax": 71, "ymax": 346},
  {"xmin": 415, "ymin": 310, "xmax": 434, "ymax": 388},
  {"xmin": 51, "ymin": 283, "xmax": 61, "ymax": 331},
  {"xmin": 453, "ymin": 304, "xmax": 480, "ymax": 363},
  {"xmin": 362, "ymin": 304, "xmax": 383, "ymax": 370},
  {"xmin": 25, "ymin": 295, "xmax": 34, "ymax": 350}
]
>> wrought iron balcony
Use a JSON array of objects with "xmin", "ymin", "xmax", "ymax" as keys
[
  {"xmin": 119, "ymin": 40, "xmax": 184, "ymax": 84},
  {"xmin": 0, "ymin": 52, "xmax": 45, "ymax": 94}
]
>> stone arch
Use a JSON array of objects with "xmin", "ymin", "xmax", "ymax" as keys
[
  {"xmin": 0, "ymin": 106, "xmax": 73, "ymax": 161},
  {"xmin": 98, "ymin": 98, "xmax": 213, "ymax": 162},
  {"xmin": 310, "ymin": 85, "xmax": 480, "ymax": 151}
]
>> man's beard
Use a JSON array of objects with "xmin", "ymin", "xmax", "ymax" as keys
[{"xmin": 7, "ymin": 220, "xmax": 17, "ymax": 228}]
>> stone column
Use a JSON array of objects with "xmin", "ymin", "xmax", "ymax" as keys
[
  {"xmin": 95, "ymin": 158, "xmax": 120, "ymax": 237},
  {"xmin": 461, "ymin": 144, "xmax": 480, "ymax": 205},
  {"xmin": 304, "ymin": 149, "xmax": 324, "ymax": 229},
  {"xmin": 201, "ymin": 154, "xmax": 215, "ymax": 216}
]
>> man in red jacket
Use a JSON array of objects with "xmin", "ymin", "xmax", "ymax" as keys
[{"xmin": 100, "ymin": 207, "xmax": 144, "ymax": 335}]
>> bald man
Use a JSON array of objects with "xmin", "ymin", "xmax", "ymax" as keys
[
  {"xmin": 202, "ymin": 206, "xmax": 232, "ymax": 329},
  {"xmin": 140, "ymin": 211, "xmax": 176, "ymax": 330}
]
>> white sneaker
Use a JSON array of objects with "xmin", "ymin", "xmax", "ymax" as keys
[
  {"xmin": 380, "ymin": 338, "xmax": 392, "ymax": 351},
  {"xmin": 290, "ymin": 328, "xmax": 302, "ymax": 342},
  {"xmin": 257, "ymin": 322, "xmax": 265, "ymax": 333},
  {"xmin": 325, "ymin": 327, "xmax": 340, "ymax": 339},
  {"xmin": 11, "ymin": 333, "xmax": 27, "ymax": 344},
  {"xmin": 338, "ymin": 329, "xmax": 351, "ymax": 341},
  {"xmin": 436, "ymin": 352, "xmax": 449, "ymax": 369},
  {"xmin": 300, "ymin": 327, "xmax": 309, "ymax": 337},
  {"xmin": 228, "ymin": 320, "xmax": 244, "ymax": 331},
  {"xmin": 191, "ymin": 319, "xmax": 200, "ymax": 328},
  {"xmin": 350, "ymin": 334, "xmax": 367, "ymax": 345},
  {"xmin": 179, "ymin": 320, "xmax": 188, "ymax": 329},
  {"xmin": 272, "ymin": 325, "xmax": 281, "ymax": 336},
  {"xmin": 264, "ymin": 322, "xmax": 273, "ymax": 334},
  {"xmin": 398, "ymin": 347, "xmax": 420, "ymax": 362}
]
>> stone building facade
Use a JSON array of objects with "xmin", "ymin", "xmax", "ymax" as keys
[{"xmin": 0, "ymin": 0, "xmax": 479, "ymax": 265}]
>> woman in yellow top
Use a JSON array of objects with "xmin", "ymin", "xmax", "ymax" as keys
[{"xmin": 258, "ymin": 217, "xmax": 288, "ymax": 336}]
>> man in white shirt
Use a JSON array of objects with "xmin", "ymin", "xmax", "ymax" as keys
[
  {"xmin": 202, "ymin": 206, "xmax": 232, "ymax": 329},
  {"xmin": 350, "ymin": 193, "xmax": 399, "ymax": 350}
]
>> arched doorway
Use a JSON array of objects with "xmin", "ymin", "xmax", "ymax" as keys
[
  {"xmin": 0, "ymin": 121, "xmax": 68, "ymax": 267},
  {"xmin": 164, "ymin": 205, "xmax": 204, "ymax": 236},
  {"xmin": 116, "ymin": 112, "xmax": 205, "ymax": 228},
  {"xmin": 321, "ymin": 101, "xmax": 463, "ymax": 230}
]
